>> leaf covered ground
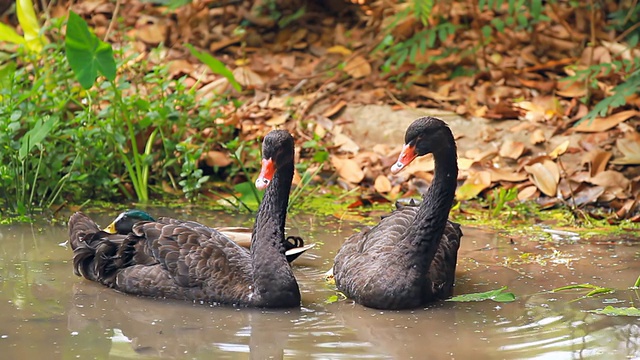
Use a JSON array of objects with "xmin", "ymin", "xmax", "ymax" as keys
[{"xmin": 3, "ymin": 0, "xmax": 639, "ymax": 226}]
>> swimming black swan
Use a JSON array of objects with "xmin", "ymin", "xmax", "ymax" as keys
[
  {"xmin": 69, "ymin": 130, "xmax": 301, "ymax": 308},
  {"xmin": 333, "ymin": 117, "xmax": 463, "ymax": 310},
  {"xmin": 100, "ymin": 209, "xmax": 314, "ymax": 263}
]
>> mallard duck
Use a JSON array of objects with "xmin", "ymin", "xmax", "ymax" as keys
[
  {"xmin": 333, "ymin": 117, "xmax": 463, "ymax": 310},
  {"xmin": 101, "ymin": 209, "xmax": 314, "ymax": 263},
  {"xmin": 69, "ymin": 130, "xmax": 301, "ymax": 308}
]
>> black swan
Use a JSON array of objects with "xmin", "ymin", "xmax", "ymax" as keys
[
  {"xmin": 333, "ymin": 116, "xmax": 463, "ymax": 310},
  {"xmin": 69, "ymin": 130, "xmax": 301, "ymax": 308},
  {"xmin": 100, "ymin": 209, "xmax": 314, "ymax": 263}
]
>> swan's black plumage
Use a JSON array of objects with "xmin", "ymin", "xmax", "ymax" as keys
[
  {"xmin": 333, "ymin": 117, "xmax": 463, "ymax": 310},
  {"xmin": 99, "ymin": 210, "xmax": 311, "ymax": 263},
  {"xmin": 69, "ymin": 130, "xmax": 300, "ymax": 308}
]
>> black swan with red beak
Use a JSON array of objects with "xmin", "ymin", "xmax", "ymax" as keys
[
  {"xmin": 68, "ymin": 130, "xmax": 301, "ymax": 308},
  {"xmin": 333, "ymin": 117, "xmax": 463, "ymax": 310}
]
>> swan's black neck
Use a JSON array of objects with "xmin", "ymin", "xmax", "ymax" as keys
[
  {"xmin": 250, "ymin": 161, "xmax": 300, "ymax": 306},
  {"xmin": 401, "ymin": 129, "xmax": 458, "ymax": 270}
]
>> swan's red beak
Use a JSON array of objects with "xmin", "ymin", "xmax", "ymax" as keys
[
  {"xmin": 391, "ymin": 144, "xmax": 417, "ymax": 174},
  {"xmin": 255, "ymin": 158, "xmax": 275, "ymax": 190}
]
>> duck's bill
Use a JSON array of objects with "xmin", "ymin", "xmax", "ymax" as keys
[
  {"xmin": 390, "ymin": 144, "xmax": 417, "ymax": 174},
  {"xmin": 255, "ymin": 158, "xmax": 275, "ymax": 190},
  {"xmin": 104, "ymin": 221, "xmax": 118, "ymax": 234}
]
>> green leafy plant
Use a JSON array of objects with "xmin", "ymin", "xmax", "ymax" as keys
[
  {"xmin": 551, "ymin": 283, "xmax": 615, "ymax": 299},
  {"xmin": 580, "ymin": 64, "xmax": 640, "ymax": 122},
  {"xmin": 65, "ymin": 11, "xmax": 116, "ymax": 89},
  {"xmin": 0, "ymin": 0, "xmax": 48, "ymax": 53},
  {"xmin": 486, "ymin": 187, "xmax": 518, "ymax": 218},
  {"xmin": 447, "ymin": 286, "xmax": 516, "ymax": 303},
  {"xmin": 185, "ymin": 44, "xmax": 242, "ymax": 92},
  {"xmin": 587, "ymin": 306, "xmax": 640, "ymax": 317},
  {"xmin": 1, "ymin": 9, "xmax": 243, "ymax": 216}
]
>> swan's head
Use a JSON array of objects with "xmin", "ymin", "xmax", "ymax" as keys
[
  {"xmin": 104, "ymin": 209, "xmax": 156, "ymax": 234},
  {"xmin": 255, "ymin": 130, "xmax": 295, "ymax": 190},
  {"xmin": 391, "ymin": 117, "xmax": 451, "ymax": 174}
]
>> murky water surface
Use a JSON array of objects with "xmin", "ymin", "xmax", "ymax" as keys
[{"xmin": 1, "ymin": 209, "xmax": 640, "ymax": 359}]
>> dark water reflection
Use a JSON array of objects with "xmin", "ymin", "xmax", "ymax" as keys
[{"xmin": 1, "ymin": 208, "xmax": 639, "ymax": 359}]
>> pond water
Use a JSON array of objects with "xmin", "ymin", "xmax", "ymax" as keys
[{"xmin": 1, "ymin": 208, "xmax": 640, "ymax": 359}]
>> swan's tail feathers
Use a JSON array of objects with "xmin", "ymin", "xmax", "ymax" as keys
[
  {"xmin": 68, "ymin": 212, "xmax": 121, "ymax": 286},
  {"xmin": 68, "ymin": 212, "xmax": 100, "ymax": 251}
]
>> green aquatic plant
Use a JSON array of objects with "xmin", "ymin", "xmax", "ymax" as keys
[
  {"xmin": 551, "ymin": 283, "xmax": 615, "ymax": 299},
  {"xmin": 447, "ymin": 286, "xmax": 516, "ymax": 303},
  {"xmin": 588, "ymin": 306, "xmax": 640, "ymax": 317}
]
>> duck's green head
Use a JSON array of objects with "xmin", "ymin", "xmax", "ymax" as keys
[{"xmin": 104, "ymin": 210, "xmax": 156, "ymax": 234}]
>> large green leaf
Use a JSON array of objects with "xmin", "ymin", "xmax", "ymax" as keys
[
  {"xmin": 16, "ymin": 0, "xmax": 46, "ymax": 52},
  {"xmin": 65, "ymin": 11, "xmax": 116, "ymax": 89},
  {"xmin": 19, "ymin": 116, "xmax": 58, "ymax": 161},
  {"xmin": 0, "ymin": 23, "xmax": 26, "ymax": 45},
  {"xmin": 185, "ymin": 43, "xmax": 241, "ymax": 92}
]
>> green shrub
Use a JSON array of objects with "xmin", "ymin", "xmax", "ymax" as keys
[{"xmin": 0, "ymin": 11, "xmax": 242, "ymax": 217}]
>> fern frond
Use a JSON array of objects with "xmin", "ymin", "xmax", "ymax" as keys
[
  {"xmin": 413, "ymin": 0, "xmax": 434, "ymax": 26},
  {"xmin": 581, "ymin": 68, "xmax": 640, "ymax": 122}
]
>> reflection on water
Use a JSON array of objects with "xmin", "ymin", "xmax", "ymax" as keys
[{"xmin": 1, "ymin": 209, "xmax": 639, "ymax": 359}]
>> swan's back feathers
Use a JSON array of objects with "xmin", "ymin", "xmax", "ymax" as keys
[
  {"xmin": 69, "ymin": 212, "xmax": 258, "ymax": 305},
  {"xmin": 333, "ymin": 201, "xmax": 462, "ymax": 309}
]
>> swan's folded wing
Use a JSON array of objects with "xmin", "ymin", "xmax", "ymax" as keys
[
  {"xmin": 355, "ymin": 205, "xmax": 418, "ymax": 253},
  {"xmin": 429, "ymin": 220, "xmax": 462, "ymax": 299},
  {"xmin": 334, "ymin": 204, "xmax": 419, "ymax": 276},
  {"xmin": 131, "ymin": 222, "xmax": 252, "ymax": 288},
  {"xmin": 156, "ymin": 217, "xmax": 217, "ymax": 237}
]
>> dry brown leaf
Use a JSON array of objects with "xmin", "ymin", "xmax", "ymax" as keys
[
  {"xmin": 331, "ymin": 156, "xmax": 365, "ymax": 184},
  {"xmin": 465, "ymin": 148, "xmax": 498, "ymax": 162},
  {"xmin": 524, "ymin": 160, "xmax": 560, "ymax": 196},
  {"xmin": 232, "ymin": 67, "xmax": 264, "ymax": 88},
  {"xmin": 581, "ymin": 150, "xmax": 612, "ymax": 176},
  {"xmin": 135, "ymin": 23, "xmax": 167, "ymax": 44},
  {"xmin": 372, "ymin": 144, "xmax": 391, "ymax": 156},
  {"xmin": 409, "ymin": 85, "xmax": 463, "ymax": 101},
  {"xmin": 334, "ymin": 133, "xmax": 360, "ymax": 154},
  {"xmin": 327, "ymin": 45, "xmax": 352, "ymax": 56},
  {"xmin": 458, "ymin": 158, "xmax": 474, "ymax": 171},
  {"xmin": 499, "ymin": 140, "xmax": 525, "ymax": 159},
  {"xmin": 168, "ymin": 59, "xmax": 194, "ymax": 78},
  {"xmin": 402, "ymin": 155, "xmax": 435, "ymax": 176},
  {"xmin": 196, "ymin": 78, "xmax": 230, "ymax": 101},
  {"xmin": 374, "ymin": 175, "xmax": 392, "ymax": 193},
  {"xmin": 574, "ymin": 110, "xmax": 639, "ymax": 132},
  {"xmin": 344, "ymin": 56, "xmax": 371, "ymax": 79},
  {"xmin": 516, "ymin": 96, "xmax": 563, "ymax": 122},
  {"xmin": 588, "ymin": 170, "xmax": 630, "ymax": 190},
  {"xmin": 571, "ymin": 186, "xmax": 605, "ymax": 206},
  {"xmin": 517, "ymin": 186, "xmax": 538, "ymax": 201},
  {"xmin": 556, "ymin": 79, "xmax": 587, "ymax": 98},
  {"xmin": 322, "ymin": 100, "xmax": 347, "ymax": 118},
  {"xmin": 549, "ymin": 140, "xmax": 570, "ymax": 159},
  {"xmin": 489, "ymin": 168, "xmax": 528, "ymax": 182},
  {"xmin": 456, "ymin": 171, "xmax": 491, "ymax": 200},
  {"xmin": 616, "ymin": 199, "xmax": 638, "ymax": 218},
  {"xmin": 265, "ymin": 113, "xmax": 289, "ymax": 126},
  {"xmin": 202, "ymin": 151, "xmax": 231, "ymax": 167},
  {"xmin": 611, "ymin": 137, "xmax": 640, "ymax": 165},
  {"xmin": 530, "ymin": 129, "xmax": 546, "ymax": 144}
]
